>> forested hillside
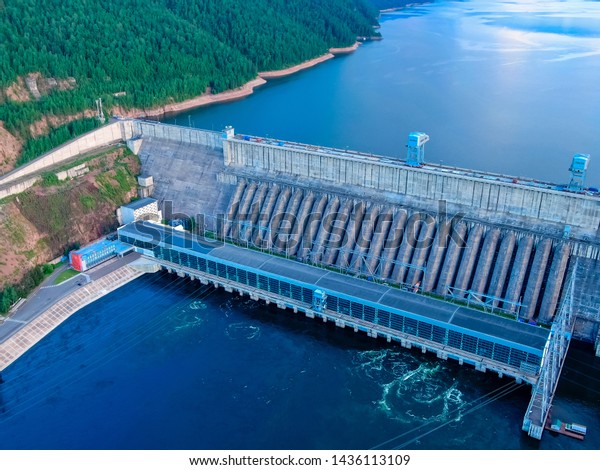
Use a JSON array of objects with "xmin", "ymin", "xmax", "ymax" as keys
[{"xmin": 0, "ymin": 0, "xmax": 379, "ymax": 157}]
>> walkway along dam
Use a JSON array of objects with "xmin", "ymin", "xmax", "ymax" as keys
[{"xmin": 1, "ymin": 119, "xmax": 599, "ymax": 440}]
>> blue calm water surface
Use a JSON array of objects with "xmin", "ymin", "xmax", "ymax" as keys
[
  {"xmin": 1, "ymin": 1, "xmax": 600, "ymax": 450},
  {"xmin": 165, "ymin": 0, "xmax": 600, "ymax": 185}
]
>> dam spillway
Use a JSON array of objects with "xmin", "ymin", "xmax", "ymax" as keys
[
  {"xmin": 110, "ymin": 119, "xmax": 600, "ymax": 439},
  {"xmin": 217, "ymin": 178, "xmax": 572, "ymax": 324}
]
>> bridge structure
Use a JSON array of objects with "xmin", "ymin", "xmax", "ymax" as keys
[{"xmin": 522, "ymin": 265, "xmax": 577, "ymax": 439}]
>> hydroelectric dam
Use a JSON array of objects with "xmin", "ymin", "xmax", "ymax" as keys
[{"xmin": 3, "ymin": 118, "xmax": 600, "ymax": 440}]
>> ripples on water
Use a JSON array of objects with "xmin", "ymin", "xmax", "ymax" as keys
[{"xmin": 226, "ymin": 323, "xmax": 262, "ymax": 341}]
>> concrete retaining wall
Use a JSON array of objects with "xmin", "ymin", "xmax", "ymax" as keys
[
  {"xmin": 0, "ymin": 120, "xmax": 134, "ymax": 187},
  {"xmin": 0, "ymin": 264, "xmax": 143, "ymax": 372},
  {"xmin": 0, "ymin": 176, "xmax": 39, "ymax": 200},
  {"xmin": 0, "ymin": 120, "xmax": 223, "ymax": 201},
  {"xmin": 133, "ymin": 120, "xmax": 223, "ymax": 149},
  {"xmin": 223, "ymin": 139, "xmax": 600, "ymax": 231},
  {"xmin": 56, "ymin": 163, "xmax": 88, "ymax": 181}
]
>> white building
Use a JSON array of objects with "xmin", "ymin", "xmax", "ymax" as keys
[{"xmin": 118, "ymin": 198, "xmax": 161, "ymax": 225}]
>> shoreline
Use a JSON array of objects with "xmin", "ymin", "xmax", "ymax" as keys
[
  {"xmin": 258, "ymin": 52, "xmax": 334, "ymax": 79},
  {"xmin": 124, "ymin": 43, "xmax": 361, "ymax": 119},
  {"xmin": 329, "ymin": 42, "xmax": 361, "ymax": 55},
  {"xmin": 380, "ymin": 2, "xmax": 425, "ymax": 14},
  {"xmin": 119, "ymin": 77, "xmax": 268, "ymax": 119}
]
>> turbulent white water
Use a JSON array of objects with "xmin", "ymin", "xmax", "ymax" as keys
[{"xmin": 353, "ymin": 349, "xmax": 465, "ymax": 425}]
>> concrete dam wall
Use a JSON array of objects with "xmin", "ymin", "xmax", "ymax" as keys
[
  {"xmin": 2, "ymin": 118, "xmax": 594, "ymax": 439},
  {"xmin": 221, "ymin": 178, "xmax": 575, "ymax": 324},
  {"xmin": 132, "ymin": 120, "xmax": 223, "ymax": 150},
  {"xmin": 223, "ymin": 137, "xmax": 600, "ymax": 234},
  {"xmin": 126, "ymin": 121, "xmax": 597, "ymax": 332},
  {"xmin": 2, "ymin": 118, "xmax": 595, "ymax": 334}
]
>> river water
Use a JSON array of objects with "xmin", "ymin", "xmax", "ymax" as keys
[{"xmin": 1, "ymin": 0, "xmax": 599, "ymax": 450}]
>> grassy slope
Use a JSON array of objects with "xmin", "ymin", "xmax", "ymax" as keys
[{"xmin": 0, "ymin": 146, "xmax": 139, "ymax": 288}]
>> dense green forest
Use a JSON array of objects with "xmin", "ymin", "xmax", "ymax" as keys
[
  {"xmin": 0, "ymin": 0, "xmax": 379, "ymax": 145},
  {"xmin": 18, "ymin": 118, "xmax": 101, "ymax": 166},
  {"xmin": 0, "ymin": 264, "xmax": 52, "ymax": 314}
]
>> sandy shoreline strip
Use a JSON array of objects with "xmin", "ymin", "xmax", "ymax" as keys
[
  {"xmin": 259, "ymin": 53, "xmax": 335, "ymax": 79},
  {"xmin": 329, "ymin": 42, "xmax": 361, "ymax": 55},
  {"xmin": 124, "ymin": 77, "xmax": 268, "ymax": 118},
  {"xmin": 380, "ymin": 3, "xmax": 419, "ymax": 13},
  {"xmin": 129, "ymin": 44, "xmax": 360, "ymax": 119}
]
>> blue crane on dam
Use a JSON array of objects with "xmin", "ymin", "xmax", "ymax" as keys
[
  {"xmin": 406, "ymin": 132, "xmax": 430, "ymax": 167},
  {"xmin": 568, "ymin": 153, "xmax": 590, "ymax": 191}
]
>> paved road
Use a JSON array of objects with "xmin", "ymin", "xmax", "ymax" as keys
[{"xmin": 0, "ymin": 252, "xmax": 141, "ymax": 343}]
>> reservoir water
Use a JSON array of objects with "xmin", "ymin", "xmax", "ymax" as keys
[
  {"xmin": 1, "ymin": 0, "xmax": 599, "ymax": 450},
  {"xmin": 165, "ymin": 0, "xmax": 600, "ymax": 185}
]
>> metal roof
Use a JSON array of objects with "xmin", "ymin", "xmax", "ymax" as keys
[
  {"xmin": 121, "ymin": 197, "xmax": 158, "ymax": 211},
  {"xmin": 73, "ymin": 239, "xmax": 131, "ymax": 257}
]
